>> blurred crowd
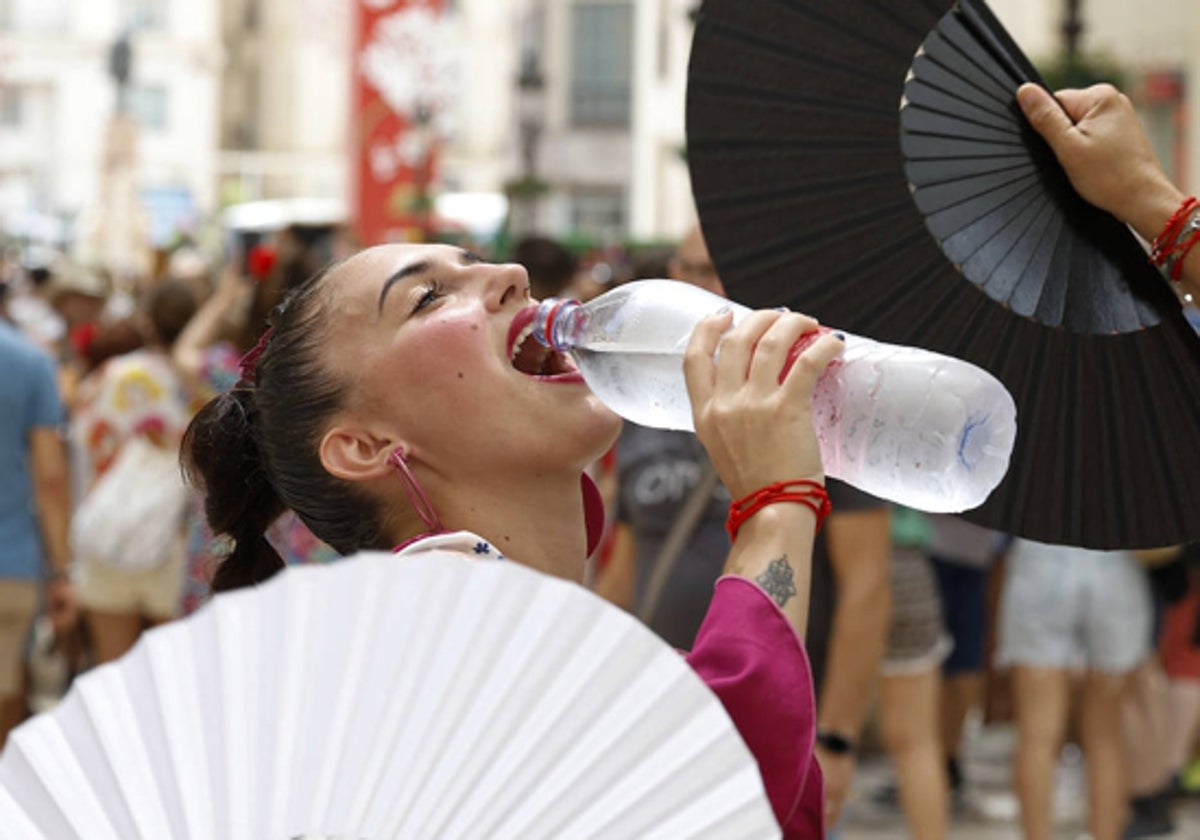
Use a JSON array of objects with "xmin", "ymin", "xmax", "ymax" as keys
[{"xmin": 2, "ymin": 219, "xmax": 1200, "ymax": 840}]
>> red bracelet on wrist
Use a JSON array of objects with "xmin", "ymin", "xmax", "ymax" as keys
[
  {"xmin": 1150, "ymin": 196, "xmax": 1198, "ymax": 266},
  {"xmin": 726, "ymin": 479, "xmax": 832, "ymax": 542}
]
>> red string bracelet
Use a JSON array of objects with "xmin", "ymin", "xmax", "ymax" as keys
[
  {"xmin": 1150, "ymin": 196, "xmax": 1198, "ymax": 266},
  {"xmin": 726, "ymin": 479, "xmax": 832, "ymax": 542}
]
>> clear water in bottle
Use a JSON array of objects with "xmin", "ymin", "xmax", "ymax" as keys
[{"xmin": 533, "ymin": 280, "xmax": 1017, "ymax": 512}]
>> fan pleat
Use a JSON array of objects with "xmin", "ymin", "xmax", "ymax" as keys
[
  {"xmin": 903, "ymin": 75, "xmax": 1022, "ymax": 133},
  {"xmin": 415, "ymin": 582, "xmax": 576, "ymax": 837},
  {"xmin": 518, "ymin": 668, "xmax": 710, "ymax": 837},
  {"xmin": 931, "ymin": 177, "xmax": 1042, "ymax": 261},
  {"xmin": 139, "ymin": 624, "xmax": 214, "ymax": 839},
  {"xmin": 905, "ymin": 154, "xmax": 1030, "ymax": 187},
  {"xmin": 691, "ymin": 100, "xmax": 900, "ymax": 146},
  {"xmin": 692, "ymin": 21, "xmax": 900, "ymax": 100},
  {"xmin": 456, "ymin": 615, "xmax": 655, "ymax": 837},
  {"xmin": 968, "ymin": 191, "xmax": 1054, "ymax": 303},
  {"xmin": 689, "ymin": 78, "xmax": 896, "ymax": 120},
  {"xmin": 911, "ymin": 164, "xmax": 1036, "ymax": 217},
  {"xmin": 563, "ymin": 705, "xmax": 756, "ymax": 839},
  {"xmin": 6, "ymin": 722, "xmax": 121, "ymax": 839},
  {"xmin": 909, "ymin": 53, "xmax": 1015, "ymax": 121},
  {"xmin": 711, "ymin": 195, "xmax": 921, "ymax": 296},
  {"xmin": 317, "ymin": 563, "xmax": 397, "ymax": 829},
  {"xmin": 0, "ymin": 783, "xmax": 45, "ymax": 839},
  {"xmin": 919, "ymin": 32, "xmax": 1015, "ymax": 108},
  {"xmin": 958, "ymin": 0, "xmax": 1044, "ymax": 85},
  {"xmin": 81, "ymin": 667, "xmax": 175, "ymax": 838},
  {"xmin": 901, "ymin": 103, "xmax": 1024, "ymax": 145},
  {"xmin": 937, "ymin": 13, "xmax": 1022, "ymax": 91}
]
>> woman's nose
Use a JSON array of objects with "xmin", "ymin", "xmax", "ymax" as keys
[{"xmin": 486, "ymin": 262, "xmax": 531, "ymax": 309}]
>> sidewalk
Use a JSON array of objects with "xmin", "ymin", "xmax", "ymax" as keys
[{"xmin": 840, "ymin": 723, "xmax": 1200, "ymax": 839}]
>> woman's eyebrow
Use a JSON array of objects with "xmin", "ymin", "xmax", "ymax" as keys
[{"xmin": 377, "ymin": 260, "xmax": 433, "ymax": 314}]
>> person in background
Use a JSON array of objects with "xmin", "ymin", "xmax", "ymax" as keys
[
  {"xmin": 1158, "ymin": 543, "xmax": 1200, "ymax": 798},
  {"xmin": 996, "ymin": 538, "xmax": 1153, "ymax": 840},
  {"xmin": 927, "ymin": 514, "xmax": 1002, "ymax": 807},
  {"xmin": 872, "ymin": 506, "xmax": 950, "ymax": 840},
  {"xmin": 0, "ymin": 303, "xmax": 76, "ymax": 747},
  {"xmin": 596, "ymin": 224, "xmax": 891, "ymax": 831},
  {"xmin": 70, "ymin": 280, "xmax": 197, "ymax": 662},
  {"xmin": 1121, "ymin": 545, "xmax": 1195, "ymax": 838},
  {"xmin": 512, "ymin": 236, "xmax": 579, "ymax": 302}
]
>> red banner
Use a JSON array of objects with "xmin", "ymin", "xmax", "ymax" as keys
[{"xmin": 351, "ymin": 0, "xmax": 446, "ymax": 246}]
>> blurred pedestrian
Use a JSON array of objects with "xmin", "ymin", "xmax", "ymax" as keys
[
  {"xmin": 0, "ymin": 312, "xmax": 76, "ymax": 747},
  {"xmin": 69, "ymin": 280, "xmax": 197, "ymax": 662},
  {"xmin": 512, "ymin": 235, "xmax": 579, "ymax": 302},
  {"xmin": 873, "ymin": 507, "xmax": 950, "ymax": 840},
  {"xmin": 927, "ymin": 514, "xmax": 1001, "ymax": 806},
  {"xmin": 997, "ymin": 539, "xmax": 1153, "ymax": 840}
]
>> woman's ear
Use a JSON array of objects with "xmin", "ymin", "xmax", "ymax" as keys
[{"xmin": 319, "ymin": 423, "xmax": 403, "ymax": 483}]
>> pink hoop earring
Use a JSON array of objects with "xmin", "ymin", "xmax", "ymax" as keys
[{"xmin": 387, "ymin": 448, "xmax": 444, "ymax": 538}]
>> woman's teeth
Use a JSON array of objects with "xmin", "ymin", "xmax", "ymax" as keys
[{"xmin": 510, "ymin": 324, "xmax": 572, "ymax": 377}]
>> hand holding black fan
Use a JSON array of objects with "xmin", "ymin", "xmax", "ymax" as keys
[{"xmin": 687, "ymin": 0, "xmax": 1200, "ymax": 549}]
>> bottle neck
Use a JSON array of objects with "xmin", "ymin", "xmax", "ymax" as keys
[{"xmin": 531, "ymin": 297, "xmax": 583, "ymax": 352}]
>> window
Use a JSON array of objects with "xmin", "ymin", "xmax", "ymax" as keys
[
  {"xmin": 0, "ymin": 87, "xmax": 22, "ymax": 129},
  {"xmin": 570, "ymin": 2, "xmax": 632, "ymax": 128},
  {"xmin": 1, "ymin": 0, "xmax": 67, "ymax": 33},
  {"xmin": 130, "ymin": 86, "xmax": 169, "ymax": 131},
  {"xmin": 569, "ymin": 189, "xmax": 625, "ymax": 240},
  {"xmin": 120, "ymin": 0, "xmax": 167, "ymax": 32}
]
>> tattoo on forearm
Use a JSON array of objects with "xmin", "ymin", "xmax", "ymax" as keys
[{"xmin": 756, "ymin": 556, "xmax": 797, "ymax": 608}]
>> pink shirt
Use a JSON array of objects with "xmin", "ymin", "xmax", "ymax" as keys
[{"xmin": 687, "ymin": 576, "xmax": 825, "ymax": 839}]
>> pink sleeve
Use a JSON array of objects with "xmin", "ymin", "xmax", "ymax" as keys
[{"xmin": 685, "ymin": 575, "xmax": 824, "ymax": 839}]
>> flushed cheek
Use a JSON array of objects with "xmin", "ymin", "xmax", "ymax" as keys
[{"xmin": 386, "ymin": 315, "xmax": 507, "ymax": 413}]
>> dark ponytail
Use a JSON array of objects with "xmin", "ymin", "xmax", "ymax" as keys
[
  {"xmin": 183, "ymin": 388, "xmax": 286, "ymax": 592},
  {"xmin": 183, "ymin": 263, "xmax": 391, "ymax": 594}
]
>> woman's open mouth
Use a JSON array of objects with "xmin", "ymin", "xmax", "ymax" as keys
[{"xmin": 508, "ymin": 308, "xmax": 579, "ymax": 378}]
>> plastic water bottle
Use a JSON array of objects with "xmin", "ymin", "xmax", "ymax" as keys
[{"xmin": 530, "ymin": 279, "xmax": 1017, "ymax": 513}]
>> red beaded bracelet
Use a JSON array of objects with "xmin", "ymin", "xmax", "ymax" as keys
[
  {"xmin": 1150, "ymin": 195, "xmax": 1198, "ymax": 267},
  {"xmin": 726, "ymin": 479, "xmax": 832, "ymax": 542}
]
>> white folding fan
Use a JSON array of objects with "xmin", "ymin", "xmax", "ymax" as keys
[{"xmin": 0, "ymin": 551, "xmax": 779, "ymax": 840}]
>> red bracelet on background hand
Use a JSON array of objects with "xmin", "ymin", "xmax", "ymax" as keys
[
  {"xmin": 726, "ymin": 479, "xmax": 832, "ymax": 542},
  {"xmin": 1150, "ymin": 196, "xmax": 1198, "ymax": 266}
]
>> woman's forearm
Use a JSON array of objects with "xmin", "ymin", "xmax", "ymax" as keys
[{"xmin": 723, "ymin": 504, "xmax": 818, "ymax": 637}]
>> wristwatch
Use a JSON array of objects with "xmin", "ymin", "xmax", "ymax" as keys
[{"xmin": 816, "ymin": 729, "xmax": 857, "ymax": 755}]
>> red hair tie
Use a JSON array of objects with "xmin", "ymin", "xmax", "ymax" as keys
[
  {"xmin": 726, "ymin": 479, "xmax": 832, "ymax": 542},
  {"xmin": 237, "ymin": 327, "xmax": 274, "ymax": 385}
]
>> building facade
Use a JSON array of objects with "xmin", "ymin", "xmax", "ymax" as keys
[{"xmin": 0, "ymin": 0, "xmax": 221, "ymax": 266}]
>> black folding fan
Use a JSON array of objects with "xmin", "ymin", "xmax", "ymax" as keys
[{"xmin": 686, "ymin": 0, "xmax": 1200, "ymax": 549}]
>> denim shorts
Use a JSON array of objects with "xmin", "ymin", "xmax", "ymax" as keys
[{"xmin": 997, "ymin": 539, "xmax": 1151, "ymax": 673}]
